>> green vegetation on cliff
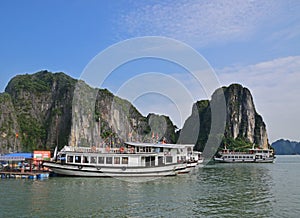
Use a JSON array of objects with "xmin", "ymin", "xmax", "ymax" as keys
[{"xmin": 3, "ymin": 71, "xmax": 76, "ymax": 152}]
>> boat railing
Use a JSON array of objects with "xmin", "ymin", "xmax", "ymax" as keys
[
  {"xmin": 64, "ymin": 146, "xmax": 105, "ymax": 153},
  {"xmin": 64, "ymin": 146, "xmax": 134, "ymax": 154},
  {"xmin": 63, "ymin": 145, "xmax": 182, "ymax": 155},
  {"xmin": 221, "ymin": 151, "xmax": 251, "ymax": 154}
]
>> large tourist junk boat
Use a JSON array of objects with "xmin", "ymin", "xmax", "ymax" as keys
[
  {"xmin": 43, "ymin": 142, "xmax": 202, "ymax": 177},
  {"xmin": 213, "ymin": 145, "xmax": 275, "ymax": 163}
]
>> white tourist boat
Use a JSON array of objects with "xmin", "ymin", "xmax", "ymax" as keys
[
  {"xmin": 43, "ymin": 142, "xmax": 200, "ymax": 177},
  {"xmin": 214, "ymin": 145, "xmax": 275, "ymax": 163}
]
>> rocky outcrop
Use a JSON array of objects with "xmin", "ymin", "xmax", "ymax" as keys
[
  {"xmin": 69, "ymin": 81, "xmax": 151, "ymax": 147},
  {"xmin": 4, "ymin": 71, "xmax": 76, "ymax": 152},
  {"xmin": 223, "ymin": 84, "xmax": 269, "ymax": 149},
  {"xmin": 1, "ymin": 71, "xmax": 177, "ymax": 153},
  {"xmin": 69, "ymin": 81, "xmax": 177, "ymax": 148},
  {"xmin": 0, "ymin": 93, "xmax": 21, "ymax": 153},
  {"xmin": 179, "ymin": 84, "xmax": 269, "ymax": 151}
]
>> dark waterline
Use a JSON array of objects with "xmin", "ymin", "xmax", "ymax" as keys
[{"xmin": 1, "ymin": 156, "xmax": 300, "ymax": 217}]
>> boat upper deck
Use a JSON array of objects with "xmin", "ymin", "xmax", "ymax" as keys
[{"xmin": 59, "ymin": 142, "xmax": 195, "ymax": 155}]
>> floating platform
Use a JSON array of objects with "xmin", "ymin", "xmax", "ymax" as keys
[{"xmin": 0, "ymin": 171, "xmax": 49, "ymax": 179}]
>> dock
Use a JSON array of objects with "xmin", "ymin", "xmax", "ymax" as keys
[{"xmin": 1, "ymin": 171, "xmax": 49, "ymax": 179}]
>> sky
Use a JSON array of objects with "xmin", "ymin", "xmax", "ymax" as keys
[{"xmin": 0, "ymin": 0, "xmax": 299, "ymax": 143}]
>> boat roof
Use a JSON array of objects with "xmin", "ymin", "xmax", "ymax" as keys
[{"xmin": 125, "ymin": 142, "xmax": 194, "ymax": 149}]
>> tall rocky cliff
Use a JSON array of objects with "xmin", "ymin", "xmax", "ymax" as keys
[
  {"xmin": 4, "ymin": 71, "xmax": 76, "ymax": 152},
  {"xmin": 0, "ymin": 71, "xmax": 177, "ymax": 153},
  {"xmin": 69, "ymin": 80, "xmax": 177, "ymax": 148},
  {"xmin": 178, "ymin": 84, "xmax": 269, "ymax": 152},
  {"xmin": 0, "ymin": 93, "xmax": 21, "ymax": 153}
]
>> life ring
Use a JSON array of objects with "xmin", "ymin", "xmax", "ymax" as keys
[
  {"xmin": 120, "ymin": 147, "xmax": 125, "ymax": 153},
  {"xmin": 78, "ymin": 165, "xmax": 83, "ymax": 170},
  {"xmin": 96, "ymin": 167, "xmax": 101, "ymax": 170},
  {"xmin": 121, "ymin": 166, "xmax": 126, "ymax": 171}
]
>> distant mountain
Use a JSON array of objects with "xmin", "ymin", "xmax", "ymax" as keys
[{"xmin": 271, "ymin": 139, "xmax": 300, "ymax": 155}]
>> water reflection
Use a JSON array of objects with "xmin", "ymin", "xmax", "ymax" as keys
[{"xmin": 193, "ymin": 164, "xmax": 274, "ymax": 217}]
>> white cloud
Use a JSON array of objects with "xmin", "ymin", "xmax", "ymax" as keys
[
  {"xmin": 217, "ymin": 56, "xmax": 300, "ymax": 142},
  {"xmin": 118, "ymin": 0, "xmax": 283, "ymax": 47}
]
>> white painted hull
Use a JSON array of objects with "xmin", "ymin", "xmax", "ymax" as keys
[
  {"xmin": 177, "ymin": 167, "xmax": 192, "ymax": 174},
  {"xmin": 187, "ymin": 161, "xmax": 198, "ymax": 168},
  {"xmin": 43, "ymin": 161, "xmax": 186, "ymax": 177}
]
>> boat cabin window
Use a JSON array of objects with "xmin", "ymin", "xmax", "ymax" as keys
[
  {"xmin": 114, "ymin": 157, "xmax": 120, "ymax": 164},
  {"xmin": 177, "ymin": 149, "xmax": 180, "ymax": 154},
  {"xmin": 106, "ymin": 157, "xmax": 112, "ymax": 164},
  {"xmin": 75, "ymin": 156, "xmax": 81, "ymax": 163},
  {"xmin": 145, "ymin": 156, "xmax": 155, "ymax": 167},
  {"xmin": 98, "ymin": 157, "xmax": 104, "ymax": 164},
  {"xmin": 155, "ymin": 147, "xmax": 163, "ymax": 153},
  {"xmin": 122, "ymin": 157, "xmax": 128, "ymax": 164},
  {"xmin": 83, "ymin": 156, "xmax": 89, "ymax": 163},
  {"xmin": 137, "ymin": 147, "xmax": 144, "ymax": 152},
  {"xmin": 166, "ymin": 156, "xmax": 173, "ymax": 163},
  {"xmin": 67, "ymin": 155, "xmax": 74, "ymax": 163},
  {"xmin": 158, "ymin": 156, "xmax": 164, "ymax": 166},
  {"xmin": 90, "ymin": 156, "xmax": 97, "ymax": 164}
]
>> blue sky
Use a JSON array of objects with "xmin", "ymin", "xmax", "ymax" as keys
[{"xmin": 1, "ymin": 0, "xmax": 300, "ymax": 142}]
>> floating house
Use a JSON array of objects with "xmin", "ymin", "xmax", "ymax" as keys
[{"xmin": 0, "ymin": 151, "xmax": 50, "ymax": 179}]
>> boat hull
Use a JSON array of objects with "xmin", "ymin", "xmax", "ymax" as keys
[{"xmin": 43, "ymin": 161, "xmax": 186, "ymax": 177}]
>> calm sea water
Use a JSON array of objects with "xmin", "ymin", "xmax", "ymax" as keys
[{"xmin": 1, "ymin": 155, "xmax": 300, "ymax": 217}]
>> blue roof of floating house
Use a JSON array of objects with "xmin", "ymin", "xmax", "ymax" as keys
[{"xmin": 0, "ymin": 153, "xmax": 33, "ymax": 161}]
